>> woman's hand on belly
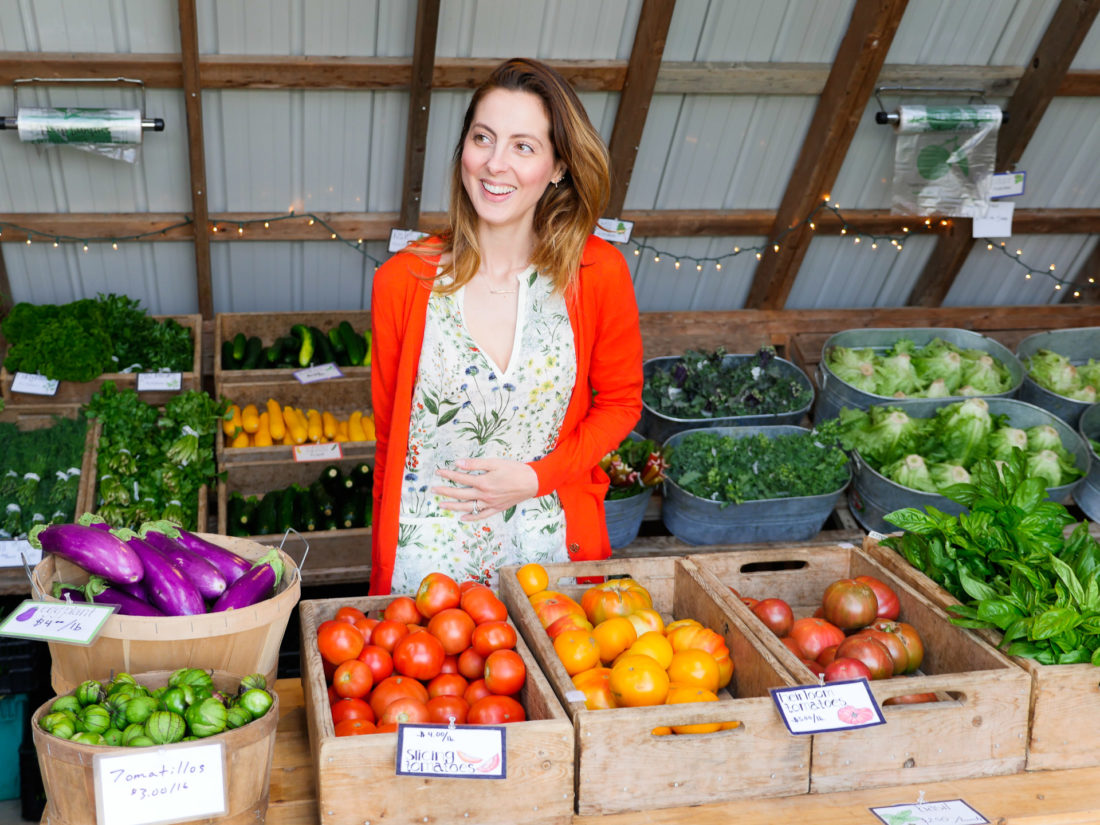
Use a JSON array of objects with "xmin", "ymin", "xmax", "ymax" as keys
[{"xmin": 433, "ymin": 458, "xmax": 539, "ymax": 520}]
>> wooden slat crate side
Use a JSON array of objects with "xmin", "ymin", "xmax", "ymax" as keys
[
  {"xmin": 862, "ymin": 536, "xmax": 1100, "ymax": 772},
  {"xmin": 498, "ymin": 557, "xmax": 810, "ymax": 817},
  {"xmin": 298, "ymin": 596, "xmax": 574, "ymax": 825},
  {"xmin": 690, "ymin": 545, "xmax": 1030, "ymax": 792}
]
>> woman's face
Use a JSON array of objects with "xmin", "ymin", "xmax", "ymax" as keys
[{"xmin": 460, "ymin": 88, "xmax": 564, "ymax": 235}]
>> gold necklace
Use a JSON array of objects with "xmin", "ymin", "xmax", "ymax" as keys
[{"xmin": 487, "ymin": 284, "xmax": 518, "ymax": 295}]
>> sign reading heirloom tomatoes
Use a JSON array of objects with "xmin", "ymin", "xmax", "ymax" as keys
[
  {"xmin": 396, "ymin": 724, "xmax": 506, "ymax": 779},
  {"xmin": 770, "ymin": 678, "xmax": 884, "ymax": 735}
]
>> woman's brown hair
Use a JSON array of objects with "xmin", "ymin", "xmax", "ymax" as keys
[{"xmin": 412, "ymin": 57, "xmax": 610, "ymax": 294}]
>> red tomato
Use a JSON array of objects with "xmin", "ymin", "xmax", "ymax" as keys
[
  {"xmin": 369, "ymin": 675, "xmax": 430, "ymax": 718},
  {"xmin": 823, "ymin": 657, "xmax": 872, "ymax": 683},
  {"xmin": 334, "ymin": 718, "xmax": 376, "ymax": 736},
  {"xmin": 467, "ymin": 695, "xmax": 526, "ymax": 725},
  {"xmin": 427, "ymin": 608, "xmax": 476, "ymax": 655},
  {"xmin": 458, "ymin": 647, "xmax": 486, "ymax": 681},
  {"xmin": 835, "ymin": 635, "xmax": 894, "ymax": 680},
  {"xmin": 331, "ymin": 697, "xmax": 374, "ymax": 725},
  {"xmin": 370, "ymin": 620, "xmax": 410, "ymax": 652},
  {"xmin": 459, "ymin": 580, "xmax": 484, "ymax": 595},
  {"xmin": 780, "ymin": 636, "xmax": 802, "ymax": 658},
  {"xmin": 788, "ymin": 617, "xmax": 845, "ymax": 661},
  {"xmin": 821, "ymin": 579, "xmax": 879, "ymax": 631},
  {"xmin": 327, "ymin": 683, "xmax": 337, "ymax": 705},
  {"xmin": 426, "ymin": 695, "xmax": 469, "ymax": 725},
  {"xmin": 855, "ymin": 575, "xmax": 901, "ymax": 620},
  {"xmin": 353, "ymin": 616, "xmax": 379, "ymax": 641},
  {"xmin": 375, "ymin": 722, "xmax": 398, "ymax": 733},
  {"xmin": 427, "ymin": 672, "xmax": 469, "ymax": 699},
  {"xmin": 379, "ymin": 697, "xmax": 431, "ymax": 726},
  {"xmin": 463, "ymin": 678, "xmax": 493, "ymax": 707},
  {"xmin": 483, "ymin": 648, "xmax": 526, "ymax": 695},
  {"xmin": 439, "ymin": 654, "xmax": 460, "ymax": 674},
  {"xmin": 335, "ymin": 605, "xmax": 368, "ymax": 625},
  {"xmin": 817, "ymin": 645, "xmax": 840, "ymax": 667},
  {"xmin": 471, "ymin": 621, "xmax": 517, "ymax": 658},
  {"xmin": 883, "ymin": 692, "xmax": 938, "ymax": 706},
  {"xmin": 801, "ymin": 658, "xmax": 826, "ymax": 677},
  {"xmin": 332, "ymin": 658, "xmax": 373, "ymax": 699},
  {"xmin": 317, "ymin": 619, "xmax": 365, "ymax": 666},
  {"xmin": 751, "ymin": 598, "xmax": 794, "ymax": 637},
  {"xmin": 741, "ymin": 596, "xmax": 759, "ymax": 610},
  {"xmin": 393, "ymin": 631, "xmax": 446, "ymax": 681},
  {"xmin": 461, "ymin": 587, "xmax": 509, "ymax": 625},
  {"xmin": 415, "ymin": 572, "xmax": 462, "ymax": 619},
  {"xmin": 356, "ymin": 644, "xmax": 395, "ymax": 684},
  {"xmin": 383, "ymin": 596, "xmax": 422, "ymax": 625}
]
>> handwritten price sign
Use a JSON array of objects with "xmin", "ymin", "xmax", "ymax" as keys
[
  {"xmin": 871, "ymin": 798, "xmax": 988, "ymax": 825},
  {"xmin": 94, "ymin": 743, "xmax": 226, "ymax": 825},
  {"xmin": 396, "ymin": 724, "xmax": 506, "ymax": 779},
  {"xmin": 770, "ymin": 678, "xmax": 884, "ymax": 735},
  {"xmin": 0, "ymin": 600, "xmax": 116, "ymax": 645}
]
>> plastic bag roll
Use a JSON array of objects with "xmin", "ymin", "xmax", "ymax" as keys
[
  {"xmin": 15, "ymin": 107, "xmax": 143, "ymax": 145},
  {"xmin": 894, "ymin": 104, "xmax": 1003, "ymax": 135}
]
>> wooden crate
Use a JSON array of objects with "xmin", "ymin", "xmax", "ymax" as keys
[
  {"xmin": 214, "ymin": 310, "xmax": 371, "ymax": 394},
  {"xmin": 862, "ymin": 534, "xmax": 1100, "ymax": 772},
  {"xmin": 498, "ymin": 555, "xmax": 810, "ymax": 817},
  {"xmin": 218, "ymin": 379, "xmax": 374, "ymax": 466},
  {"xmin": 299, "ymin": 595, "xmax": 575, "ymax": 825},
  {"xmin": 1, "ymin": 314, "xmax": 202, "ymax": 406},
  {"xmin": 690, "ymin": 543, "xmax": 1031, "ymax": 793},
  {"xmin": 216, "ymin": 457, "xmax": 370, "ymax": 587}
]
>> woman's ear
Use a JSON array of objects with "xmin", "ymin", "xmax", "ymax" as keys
[{"xmin": 552, "ymin": 165, "xmax": 567, "ymax": 185}]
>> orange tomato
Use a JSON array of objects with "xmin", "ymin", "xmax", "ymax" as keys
[
  {"xmin": 553, "ymin": 629, "xmax": 601, "ymax": 676},
  {"xmin": 609, "ymin": 654, "xmax": 669, "ymax": 707},
  {"xmin": 545, "ymin": 613, "xmax": 594, "ymax": 640},
  {"xmin": 666, "ymin": 649, "xmax": 720, "ymax": 693},
  {"xmin": 626, "ymin": 608, "xmax": 665, "ymax": 637},
  {"xmin": 591, "ymin": 617, "xmax": 637, "ymax": 663},
  {"xmin": 665, "ymin": 686, "xmax": 720, "ymax": 734},
  {"xmin": 663, "ymin": 618, "xmax": 702, "ymax": 636},
  {"xmin": 571, "ymin": 667, "xmax": 616, "ymax": 710},
  {"xmin": 580, "ymin": 578, "xmax": 653, "ymax": 625},
  {"xmin": 516, "ymin": 563, "xmax": 549, "ymax": 597},
  {"xmin": 626, "ymin": 630, "xmax": 674, "ymax": 669},
  {"xmin": 530, "ymin": 591, "xmax": 586, "ymax": 630}
]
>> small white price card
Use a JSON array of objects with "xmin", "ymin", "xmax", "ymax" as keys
[
  {"xmin": 871, "ymin": 798, "xmax": 988, "ymax": 825},
  {"xmin": 10, "ymin": 372, "xmax": 59, "ymax": 396},
  {"xmin": 594, "ymin": 217, "xmax": 634, "ymax": 244},
  {"xmin": 0, "ymin": 600, "xmax": 116, "ymax": 645},
  {"xmin": 388, "ymin": 228, "xmax": 429, "ymax": 253},
  {"xmin": 137, "ymin": 372, "xmax": 182, "ymax": 392},
  {"xmin": 94, "ymin": 742, "xmax": 227, "ymax": 825},
  {"xmin": 972, "ymin": 200, "xmax": 1014, "ymax": 239},
  {"xmin": 770, "ymin": 678, "xmax": 884, "ymax": 735},
  {"xmin": 990, "ymin": 170, "xmax": 1026, "ymax": 199},
  {"xmin": 293, "ymin": 362, "xmax": 343, "ymax": 384},
  {"xmin": 396, "ymin": 723, "xmax": 506, "ymax": 779},
  {"xmin": 0, "ymin": 539, "xmax": 39, "ymax": 568},
  {"xmin": 293, "ymin": 442, "xmax": 343, "ymax": 463}
]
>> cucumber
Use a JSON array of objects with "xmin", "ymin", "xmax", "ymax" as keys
[
  {"xmin": 339, "ymin": 321, "xmax": 365, "ymax": 366},
  {"xmin": 318, "ymin": 465, "xmax": 346, "ymax": 499},
  {"xmin": 290, "ymin": 324, "xmax": 314, "ymax": 368},
  {"xmin": 254, "ymin": 492, "xmax": 278, "ymax": 535},
  {"xmin": 264, "ymin": 337, "xmax": 286, "ymax": 365},
  {"xmin": 336, "ymin": 495, "xmax": 359, "ymax": 529},
  {"xmin": 231, "ymin": 332, "xmax": 248, "ymax": 362},
  {"xmin": 311, "ymin": 326, "xmax": 335, "ymax": 365},
  {"xmin": 309, "ymin": 481, "xmax": 335, "ymax": 519},
  {"xmin": 221, "ymin": 340, "xmax": 241, "ymax": 370},
  {"xmin": 327, "ymin": 327, "xmax": 350, "ymax": 366},
  {"xmin": 226, "ymin": 493, "xmax": 247, "ymax": 536},
  {"xmin": 277, "ymin": 486, "xmax": 296, "ymax": 533},
  {"xmin": 241, "ymin": 336, "xmax": 264, "ymax": 370},
  {"xmin": 275, "ymin": 336, "xmax": 299, "ymax": 367},
  {"xmin": 239, "ymin": 495, "xmax": 259, "ymax": 536}
]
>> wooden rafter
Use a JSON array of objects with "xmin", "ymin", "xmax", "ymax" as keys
[
  {"xmin": 605, "ymin": 0, "xmax": 676, "ymax": 217},
  {"xmin": 177, "ymin": 0, "xmax": 213, "ymax": 320},
  {"xmin": 399, "ymin": 0, "xmax": 440, "ymax": 230},
  {"xmin": 907, "ymin": 0, "xmax": 1100, "ymax": 307},
  {"xmin": 1069, "ymin": 239, "xmax": 1100, "ymax": 305},
  {"xmin": 744, "ymin": 0, "xmax": 908, "ymax": 310}
]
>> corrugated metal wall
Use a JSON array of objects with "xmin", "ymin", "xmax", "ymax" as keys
[{"xmin": 0, "ymin": 0, "xmax": 1096, "ymax": 314}]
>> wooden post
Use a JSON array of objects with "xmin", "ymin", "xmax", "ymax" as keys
[
  {"xmin": 177, "ymin": 0, "xmax": 214, "ymax": 319},
  {"xmin": 0, "ymin": 241, "xmax": 12, "ymax": 316},
  {"xmin": 1069, "ymin": 240, "xmax": 1100, "ymax": 305},
  {"xmin": 743, "ymin": 0, "xmax": 908, "ymax": 310},
  {"xmin": 399, "ymin": 0, "xmax": 440, "ymax": 231}
]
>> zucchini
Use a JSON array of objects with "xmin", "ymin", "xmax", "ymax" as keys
[
  {"xmin": 311, "ymin": 325, "xmax": 335, "ymax": 365},
  {"xmin": 241, "ymin": 336, "xmax": 264, "ymax": 370},
  {"xmin": 296, "ymin": 487, "xmax": 318, "ymax": 532},
  {"xmin": 275, "ymin": 336, "xmax": 299, "ymax": 367},
  {"xmin": 290, "ymin": 324, "xmax": 314, "ymax": 368},
  {"xmin": 226, "ymin": 493, "xmax": 247, "ymax": 536},
  {"xmin": 349, "ymin": 461, "xmax": 373, "ymax": 492},
  {"xmin": 336, "ymin": 495, "xmax": 359, "ymax": 529},
  {"xmin": 338, "ymin": 321, "xmax": 365, "ymax": 366},
  {"xmin": 254, "ymin": 492, "xmax": 278, "ymax": 535},
  {"xmin": 239, "ymin": 495, "xmax": 259, "ymax": 536},
  {"xmin": 231, "ymin": 332, "xmax": 248, "ymax": 362},
  {"xmin": 277, "ymin": 486, "xmax": 296, "ymax": 533},
  {"xmin": 318, "ymin": 464, "xmax": 346, "ymax": 499},
  {"xmin": 309, "ymin": 481, "xmax": 335, "ymax": 519},
  {"xmin": 221, "ymin": 340, "xmax": 240, "ymax": 370}
]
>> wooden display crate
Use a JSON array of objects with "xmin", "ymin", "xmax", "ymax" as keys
[
  {"xmin": 1, "ymin": 314, "xmax": 202, "ymax": 406},
  {"xmin": 498, "ymin": 555, "xmax": 810, "ymax": 817},
  {"xmin": 862, "ymin": 534, "xmax": 1100, "ymax": 772},
  {"xmin": 218, "ymin": 378, "xmax": 374, "ymax": 466},
  {"xmin": 216, "ymin": 456, "xmax": 371, "ymax": 587},
  {"xmin": 299, "ymin": 595, "xmax": 575, "ymax": 825},
  {"xmin": 214, "ymin": 310, "xmax": 371, "ymax": 394},
  {"xmin": 690, "ymin": 543, "xmax": 1030, "ymax": 793}
]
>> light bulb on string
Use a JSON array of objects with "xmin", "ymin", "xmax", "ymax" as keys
[
  {"xmin": 871, "ymin": 242, "xmax": 877, "ymax": 250},
  {"xmin": 840, "ymin": 227, "xmax": 847, "ymax": 235},
  {"xmin": 25, "ymin": 237, "xmax": 31, "ymax": 245},
  {"xmin": 53, "ymin": 239, "xmax": 59, "ymax": 248},
  {"xmin": 674, "ymin": 260, "xmax": 681, "ymax": 270},
  {"xmin": 755, "ymin": 252, "xmax": 762, "ymax": 261},
  {"xmin": 696, "ymin": 263, "xmax": 702, "ymax": 271},
  {"xmin": 772, "ymin": 244, "xmax": 779, "ymax": 253},
  {"xmin": 809, "ymin": 222, "xmax": 816, "ymax": 230},
  {"xmin": 237, "ymin": 224, "xmax": 244, "ymax": 235},
  {"xmin": 853, "ymin": 237, "xmax": 860, "ymax": 245},
  {"xmin": 264, "ymin": 221, "xmax": 270, "ymax": 228},
  {"xmin": 308, "ymin": 218, "xmax": 315, "ymax": 226},
  {"xmin": 331, "ymin": 233, "xmax": 337, "ymax": 240},
  {"xmin": 1074, "ymin": 291, "xmax": 1081, "ymax": 298},
  {"xmin": 715, "ymin": 262, "xmax": 722, "ymax": 271},
  {"xmin": 82, "ymin": 244, "xmax": 88, "ymax": 253},
  {"xmin": 733, "ymin": 246, "xmax": 740, "ymax": 253},
  {"xmin": 112, "ymin": 242, "xmax": 118, "ymax": 250},
  {"xmin": 654, "ymin": 255, "xmax": 660, "ymax": 263}
]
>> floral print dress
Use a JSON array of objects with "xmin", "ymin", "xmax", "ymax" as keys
[{"xmin": 391, "ymin": 266, "xmax": 577, "ymax": 591}]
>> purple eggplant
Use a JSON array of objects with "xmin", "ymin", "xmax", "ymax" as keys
[
  {"xmin": 211, "ymin": 549, "xmax": 284, "ymax": 612},
  {"xmin": 141, "ymin": 521, "xmax": 251, "ymax": 585},
  {"xmin": 139, "ymin": 528, "xmax": 227, "ymax": 600},
  {"xmin": 84, "ymin": 576, "xmax": 164, "ymax": 616},
  {"xmin": 77, "ymin": 512, "xmax": 113, "ymax": 531},
  {"xmin": 50, "ymin": 583, "xmax": 86, "ymax": 604},
  {"xmin": 29, "ymin": 523, "xmax": 144, "ymax": 585},
  {"xmin": 113, "ymin": 529, "xmax": 206, "ymax": 616}
]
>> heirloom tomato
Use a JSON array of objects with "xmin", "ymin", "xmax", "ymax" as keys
[
  {"xmin": 608, "ymin": 654, "xmax": 669, "ymax": 707},
  {"xmin": 591, "ymin": 617, "xmax": 637, "ymax": 663},
  {"xmin": 821, "ymin": 579, "xmax": 878, "ymax": 631},
  {"xmin": 516, "ymin": 563, "xmax": 549, "ymax": 596},
  {"xmin": 751, "ymin": 598, "xmax": 794, "ymax": 637},
  {"xmin": 834, "ymin": 635, "xmax": 894, "ymax": 680},
  {"xmin": 580, "ymin": 578, "xmax": 652, "ymax": 625},
  {"xmin": 553, "ymin": 629, "xmax": 600, "ymax": 676},
  {"xmin": 572, "ymin": 667, "xmax": 615, "ymax": 710},
  {"xmin": 855, "ymin": 575, "xmax": 901, "ymax": 620},
  {"xmin": 823, "ymin": 657, "xmax": 872, "ymax": 683},
  {"xmin": 415, "ymin": 572, "xmax": 462, "ymax": 619},
  {"xmin": 788, "ymin": 617, "xmax": 845, "ymax": 661}
]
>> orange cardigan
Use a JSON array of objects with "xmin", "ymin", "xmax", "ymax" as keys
[{"xmin": 369, "ymin": 235, "xmax": 644, "ymax": 595}]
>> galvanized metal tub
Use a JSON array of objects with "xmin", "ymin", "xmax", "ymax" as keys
[
  {"xmin": 604, "ymin": 487, "xmax": 655, "ymax": 550},
  {"xmin": 1016, "ymin": 327, "xmax": 1100, "ymax": 427},
  {"xmin": 660, "ymin": 425, "xmax": 850, "ymax": 545},
  {"xmin": 848, "ymin": 397, "xmax": 1090, "ymax": 534},
  {"xmin": 1075, "ymin": 403, "xmax": 1100, "ymax": 523},
  {"xmin": 816, "ymin": 327, "xmax": 1024, "ymax": 424},
  {"xmin": 639, "ymin": 353, "xmax": 813, "ymax": 444}
]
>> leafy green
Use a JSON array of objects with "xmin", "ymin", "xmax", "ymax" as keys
[
  {"xmin": 881, "ymin": 450, "xmax": 1100, "ymax": 666},
  {"xmin": 1024, "ymin": 348, "xmax": 1099, "ymax": 401},
  {"xmin": 0, "ymin": 415, "xmax": 88, "ymax": 538},
  {"xmin": 666, "ymin": 419, "xmax": 849, "ymax": 506},
  {"xmin": 642, "ymin": 347, "xmax": 811, "ymax": 419}
]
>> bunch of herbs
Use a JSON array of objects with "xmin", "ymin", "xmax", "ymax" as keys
[{"xmin": 0, "ymin": 414, "xmax": 88, "ymax": 538}]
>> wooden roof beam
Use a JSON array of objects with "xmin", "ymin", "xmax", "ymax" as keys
[
  {"xmin": 605, "ymin": 0, "xmax": 676, "ymax": 217},
  {"xmin": 399, "ymin": 0, "xmax": 440, "ymax": 230},
  {"xmin": 906, "ymin": 0, "xmax": 1100, "ymax": 307},
  {"xmin": 744, "ymin": 0, "xmax": 908, "ymax": 310},
  {"xmin": 1069, "ymin": 239, "xmax": 1100, "ymax": 305}
]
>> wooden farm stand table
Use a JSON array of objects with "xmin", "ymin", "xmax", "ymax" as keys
[{"xmin": 266, "ymin": 678, "xmax": 1100, "ymax": 825}]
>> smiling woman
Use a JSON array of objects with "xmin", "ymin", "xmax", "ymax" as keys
[{"xmin": 368, "ymin": 58, "xmax": 644, "ymax": 595}]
